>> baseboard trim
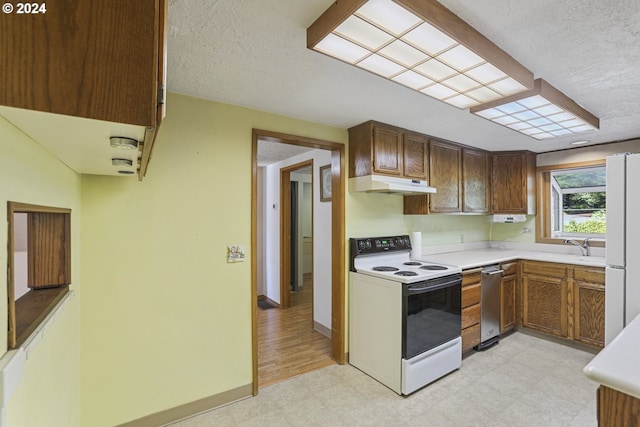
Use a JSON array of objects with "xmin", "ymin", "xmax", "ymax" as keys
[
  {"xmin": 116, "ymin": 383, "xmax": 253, "ymax": 427},
  {"xmin": 314, "ymin": 321, "xmax": 331, "ymax": 338}
]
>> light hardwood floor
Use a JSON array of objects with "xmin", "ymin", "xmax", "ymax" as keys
[{"xmin": 258, "ymin": 275, "xmax": 334, "ymax": 387}]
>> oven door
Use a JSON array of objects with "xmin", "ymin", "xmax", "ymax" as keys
[{"xmin": 402, "ymin": 274, "xmax": 462, "ymax": 360}]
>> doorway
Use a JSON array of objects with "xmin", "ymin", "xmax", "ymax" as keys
[
  {"xmin": 279, "ymin": 160, "xmax": 313, "ymax": 309},
  {"xmin": 251, "ymin": 129, "xmax": 345, "ymax": 395}
]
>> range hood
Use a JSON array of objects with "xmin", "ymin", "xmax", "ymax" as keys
[{"xmin": 349, "ymin": 175, "xmax": 437, "ymax": 195}]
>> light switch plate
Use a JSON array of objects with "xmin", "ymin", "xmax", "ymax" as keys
[{"xmin": 227, "ymin": 245, "xmax": 245, "ymax": 263}]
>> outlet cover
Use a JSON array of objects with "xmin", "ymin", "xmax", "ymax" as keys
[{"xmin": 227, "ymin": 245, "xmax": 245, "ymax": 263}]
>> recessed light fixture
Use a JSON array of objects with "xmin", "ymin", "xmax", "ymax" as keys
[
  {"xmin": 570, "ymin": 140, "xmax": 590, "ymax": 146},
  {"xmin": 112, "ymin": 158, "xmax": 133, "ymax": 167},
  {"xmin": 307, "ymin": 0, "xmax": 534, "ymax": 109},
  {"xmin": 110, "ymin": 136, "xmax": 139, "ymax": 150},
  {"xmin": 470, "ymin": 79, "xmax": 599, "ymax": 140}
]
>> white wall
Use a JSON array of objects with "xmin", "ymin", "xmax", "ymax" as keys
[
  {"xmin": 257, "ymin": 167, "xmax": 266, "ymax": 297},
  {"xmin": 0, "ymin": 113, "xmax": 82, "ymax": 427},
  {"xmin": 537, "ymin": 139, "xmax": 640, "ymax": 166},
  {"xmin": 263, "ymin": 149, "xmax": 332, "ymax": 329},
  {"xmin": 13, "ymin": 213, "xmax": 29, "ymax": 300}
]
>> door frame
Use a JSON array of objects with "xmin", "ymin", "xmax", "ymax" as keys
[
  {"xmin": 280, "ymin": 160, "xmax": 313, "ymax": 309},
  {"xmin": 251, "ymin": 129, "xmax": 345, "ymax": 395}
]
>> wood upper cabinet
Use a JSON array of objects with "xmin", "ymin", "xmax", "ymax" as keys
[
  {"xmin": 0, "ymin": 0, "xmax": 167, "ymax": 178},
  {"xmin": 429, "ymin": 140, "xmax": 462, "ymax": 213},
  {"xmin": 0, "ymin": 0, "xmax": 166, "ymax": 126},
  {"xmin": 402, "ymin": 132, "xmax": 429, "ymax": 179},
  {"xmin": 372, "ymin": 125, "xmax": 403, "ymax": 176},
  {"xmin": 348, "ymin": 121, "xmax": 428, "ymax": 179},
  {"xmin": 491, "ymin": 151, "xmax": 536, "ymax": 215},
  {"xmin": 462, "ymin": 148, "xmax": 490, "ymax": 213},
  {"xmin": 405, "ymin": 142, "xmax": 490, "ymax": 215}
]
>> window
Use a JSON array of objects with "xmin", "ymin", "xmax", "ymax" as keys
[
  {"xmin": 7, "ymin": 202, "xmax": 71, "ymax": 348},
  {"xmin": 536, "ymin": 160, "xmax": 606, "ymax": 244}
]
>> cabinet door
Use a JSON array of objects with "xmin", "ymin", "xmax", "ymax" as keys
[
  {"xmin": 522, "ymin": 274, "xmax": 568, "ymax": 337},
  {"xmin": 429, "ymin": 140, "xmax": 462, "ymax": 213},
  {"xmin": 27, "ymin": 213, "xmax": 71, "ymax": 288},
  {"xmin": 372, "ymin": 125, "xmax": 403, "ymax": 176},
  {"xmin": 462, "ymin": 148, "xmax": 490, "ymax": 213},
  {"xmin": 491, "ymin": 152, "xmax": 534, "ymax": 214},
  {"xmin": 403, "ymin": 132, "xmax": 428, "ymax": 179},
  {"xmin": 0, "ymin": 0, "xmax": 165, "ymax": 127},
  {"xmin": 500, "ymin": 274, "xmax": 517, "ymax": 333},
  {"xmin": 574, "ymin": 280, "xmax": 605, "ymax": 347}
]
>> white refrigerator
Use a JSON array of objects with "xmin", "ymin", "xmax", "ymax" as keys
[{"xmin": 605, "ymin": 153, "xmax": 640, "ymax": 344}]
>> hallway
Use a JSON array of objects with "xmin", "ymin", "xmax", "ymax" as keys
[{"xmin": 258, "ymin": 275, "xmax": 334, "ymax": 387}]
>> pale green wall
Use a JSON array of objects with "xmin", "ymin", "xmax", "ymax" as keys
[
  {"xmin": 0, "ymin": 116, "xmax": 82, "ymax": 426},
  {"xmin": 79, "ymin": 93, "xmax": 348, "ymax": 426},
  {"xmin": 347, "ymin": 191, "xmax": 492, "ymax": 244}
]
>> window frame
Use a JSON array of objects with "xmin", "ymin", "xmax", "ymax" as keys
[
  {"xmin": 535, "ymin": 159, "xmax": 607, "ymax": 246},
  {"xmin": 7, "ymin": 202, "xmax": 71, "ymax": 349}
]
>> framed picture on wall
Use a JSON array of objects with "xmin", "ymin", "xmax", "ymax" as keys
[{"xmin": 320, "ymin": 164, "xmax": 332, "ymax": 202}]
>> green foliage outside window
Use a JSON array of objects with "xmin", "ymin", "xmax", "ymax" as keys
[{"xmin": 564, "ymin": 210, "xmax": 606, "ymax": 233}]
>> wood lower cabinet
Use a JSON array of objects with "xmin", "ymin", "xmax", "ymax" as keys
[
  {"xmin": 522, "ymin": 261, "xmax": 568, "ymax": 337},
  {"xmin": 500, "ymin": 262, "xmax": 518, "ymax": 333},
  {"xmin": 573, "ymin": 267, "xmax": 606, "ymax": 347},
  {"xmin": 598, "ymin": 386, "xmax": 640, "ymax": 427},
  {"xmin": 461, "ymin": 269, "xmax": 481, "ymax": 353},
  {"xmin": 521, "ymin": 260, "xmax": 605, "ymax": 348}
]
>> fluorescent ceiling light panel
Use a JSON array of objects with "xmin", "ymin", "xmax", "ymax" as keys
[
  {"xmin": 470, "ymin": 79, "xmax": 600, "ymax": 140},
  {"xmin": 392, "ymin": 70, "xmax": 434, "ymax": 89},
  {"xmin": 335, "ymin": 16, "xmax": 393, "ymax": 50},
  {"xmin": 307, "ymin": 0, "xmax": 534, "ymax": 109}
]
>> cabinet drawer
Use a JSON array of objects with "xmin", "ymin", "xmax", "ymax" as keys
[
  {"xmin": 523, "ymin": 261, "xmax": 566, "ymax": 277},
  {"xmin": 573, "ymin": 267, "xmax": 605, "ymax": 284},
  {"xmin": 463, "ymin": 269, "xmax": 482, "ymax": 286},
  {"xmin": 462, "ymin": 283, "xmax": 481, "ymax": 308},
  {"xmin": 501, "ymin": 262, "xmax": 518, "ymax": 276},
  {"xmin": 462, "ymin": 323, "xmax": 480, "ymax": 352},
  {"xmin": 462, "ymin": 304, "xmax": 480, "ymax": 329}
]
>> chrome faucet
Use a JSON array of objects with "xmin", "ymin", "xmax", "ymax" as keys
[{"xmin": 563, "ymin": 238, "xmax": 591, "ymax": 256}]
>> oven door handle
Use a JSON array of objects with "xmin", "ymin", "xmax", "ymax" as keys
[{"xmin": 406, "ymin": 278, "xmax": 461, "ymax": 295}]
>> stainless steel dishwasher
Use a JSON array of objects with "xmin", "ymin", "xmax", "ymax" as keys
[{"xmin": 476, "ymin": 265, "xmax": 503, "ymax": 350}]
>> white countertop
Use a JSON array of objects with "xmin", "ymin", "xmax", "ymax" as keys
[
  {"xmin": 584, "ymin": 314, "xmax": 640, "ymax": 399},
  {"xmin": 417, "ymin": 248, "xmax": 605, "ymax": 270}
]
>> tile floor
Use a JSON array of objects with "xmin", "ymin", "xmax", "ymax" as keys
[{"xmin": 169, "ymin": 332, "xmax": 600, "ymax": 427}]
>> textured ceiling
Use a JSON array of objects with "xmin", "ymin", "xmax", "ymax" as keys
[
  {"xmin": 257, "ymin": 140, "xmax": 315, "ymax": 166},
  {"xmin": 167, "ymin": 0, "xmax": 640, "ymax": 154}
]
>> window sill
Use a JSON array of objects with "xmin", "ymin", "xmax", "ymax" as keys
[{"xmin": 15, "ymin": 286, "xmax": 70, "ymax": 348}]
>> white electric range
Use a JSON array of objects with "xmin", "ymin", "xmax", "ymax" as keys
[{"xmin": 349, "ymin": 235, "xmax": 463, "ymax": 395}]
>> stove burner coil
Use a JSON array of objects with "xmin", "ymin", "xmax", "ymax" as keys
[
  {"xmin": 403, "ymin": 262, "xmax": 422, "ymax": 266},
  {"xmin": 395, "ymin": 271, "xmax": 418, "ymax": 276},
  {"xmin": 373, "ymin": 266, "xmax": 399, "ymax": 272},
  {"xmin": 420, "ymin": 265, "xmax": 448, "ymax": 270}
]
